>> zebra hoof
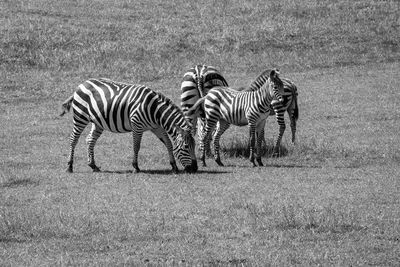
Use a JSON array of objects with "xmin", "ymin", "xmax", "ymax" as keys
[
  {"xmin": 66, "ymin": 167, "xmax": 73, "ymax": 173},
  {"xmin": 89, "ymin": 163, "xmax": 101, "ymax": 172},
  {"xmin": 257, "ymin": 159, "xmax": 264, "ymax": 166},
  {"xmin": 250, "ymin": 158, "xmax": 256, "ymax": 167},
  {"xmin": 92, "ymin": 166, "xmax": 101, "ymax": 172},
  {"xmin": 170, "ymin": 163, "xmax": 179, "ymax": 174}
]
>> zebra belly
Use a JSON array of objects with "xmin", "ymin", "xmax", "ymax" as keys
[
  {"xmin": 231, "ymin": 112, "xmax": 270, "ymax": 127},
  {"xmin": 89, "ymin": 120, "xmax": 132, "ymax": 133},
  {"xmin": 232, "ymin": 118, "xmax": 249, "ymax": 126}
]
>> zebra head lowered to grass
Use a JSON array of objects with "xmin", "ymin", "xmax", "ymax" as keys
[
  {"xmin": 180, "ymin": 65, "xmax": 228, "ymax": 149},
  {"xmin": 187, "ymin": 69, "xmax": 297, "ymax": 167},
  {"xmin": 60, "ymin": 78, "xmax": 198, "ymax": 173}
]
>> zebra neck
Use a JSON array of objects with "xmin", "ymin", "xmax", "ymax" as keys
[
  {"xmin": 247, "ymin": 71, "xmax": 270, "ymax": 91},
  {"xmin": 158, "ymin": 105, "xmax": 188, "ymax": 138},
  {"xmin": 256, "ymin": 83, "xmax": 272, "ymax": 102}
]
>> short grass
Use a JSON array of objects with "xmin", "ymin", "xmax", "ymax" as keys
[{"xmin": 1, "ymin": 0, "xmax": 400, "ymax": 265}]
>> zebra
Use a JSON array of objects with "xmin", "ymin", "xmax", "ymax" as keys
[
  {"xmin": 187, "ymin": 69, "xmax": 298, "ymax": 167},
  {"xmin": 60, "ymin": 78, "xmax": 198, "ymax": 173},
  {"xmin": 180, "ymin": 65, "xmax": 229, "ymax": 153},
  {"xmin": 244, "ymin": 69, "xmax": 299, "ymax": 154}
]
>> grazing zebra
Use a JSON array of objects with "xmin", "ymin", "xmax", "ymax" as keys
[
  {"xmin": 60, "ymin": 78, "xmax": 198, "ymax": 173},
  {"xmin": 187, "ymin": 69, "xmax": 294, "ymax": 167},
  {"xmin": 180, "ymin": 65, "xmax": 229, "ymax": 153},
  {"xmin": 244, "ymin": 69, "xmax": 299, "ymax": 154}
]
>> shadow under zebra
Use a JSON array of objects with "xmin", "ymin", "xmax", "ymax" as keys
[{"xmin": 220, "ymin": 142, "xmax": 290, "ymax": 159}]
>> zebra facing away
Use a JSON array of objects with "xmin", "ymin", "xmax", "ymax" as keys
[
  {"xmin": 244, "ymin": 69, "xmax": 299, "ymax": 154},
  {"xmin": 180, "ymin": 65, "xmax": 229, "ymax": 152},
  {"xmin": 187, "ymin": 69, "xmax": 298, "ymax": 167},
  {"xmin": 60, "ymin": 78, "xmax": 198, "ymax": 173}
]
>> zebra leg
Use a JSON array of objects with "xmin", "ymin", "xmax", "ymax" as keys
[
  {"xmin": 131, "ymin": 130, "xmax": 143, "ymax": 173},
  {"xmin": 273, "ymin": 110, "xmax": 286, "ymax": 156},
  {"xmin": 198, "ymin": 118, "xmax": 212, "ymax": 157},
  {"xmin": 199, "ymin": 121, "xmax": 216, "ymax": 167},
  {"xmin": 200, "ymin": 129, "xmax": 211, "ymax": 167},
  {"xmin": 213, "ymin": 121, "xmax": 230, "ymax": 166},
  {"xmin": 255, "ymin": 120, "xmax": 266, "ymax": 166},
  {"xmin": 152, "ymin": 128, "xmax": 179, "ymax": 174},
  {"xmin": 259, "ymin": 127, "xmax": 266, "ymax": 151},
  {"xmin": 66, "ymin": 122, "xmax": 87, "ymax": 173},
  {"xmin": 248, "ymin": 123, "xmax": 257, "ymax": 167},
  {"xmin": 86, "ymin": 123, "xmax": 103, "ymax": 172}
]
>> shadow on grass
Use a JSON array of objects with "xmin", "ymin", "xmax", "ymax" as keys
[
  {"xmin": 100, "ymin": 169, "xmax": 133, "ymax": 174},
  {"xmin": 264, "ymin": 163, "xmax": 322, "ymax": 168},
  {"xmin": 221, "ymin": 143, "xmax": 289, "ymax": 158},
  {"xmin": 0, "ymin": 237, "xmax": 27, "ymax": 243},
  {"xmin": 2, "ymin": 178, "xmax": 39, "ymax": 188},
  {"xmin": 100, "ymin": 169, "xmax": 230, "ymax": 175},
  {"xmin": 275, "ymin": 221, "xmax": 367, "ymax": 233},
  {"xmin": 195, "ymin": 169, "xmax": 231, "ymax": 174},
  {"xmin": 101, "ymin": 169, "xmax": 174, "ymax": 175}
]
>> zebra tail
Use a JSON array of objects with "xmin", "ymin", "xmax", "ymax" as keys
[
  {"xmin": 186, "ymin": 97, "xmax": 206, "ymax": 119},
  {"xmin": 59, "ymin": 95, "xmax": 74, "ymax": 117},
  {"xmin": 293, "ymin": 92, "xmax": 299, "ymax": 121}
]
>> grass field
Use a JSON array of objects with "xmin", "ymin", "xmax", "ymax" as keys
[{"xmin": 1, "ymin": 0, "xmax": 400, "ymax": 265}]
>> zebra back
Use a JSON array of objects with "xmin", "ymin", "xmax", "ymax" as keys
[
  {"xmin": 74, "ymin": 79, "xmax": 191, "ymax": 137},
  {"xmin": 180, "ymin": 65, "xmax": 228, "ymax": 116},
  {"xmin": 202, "ymin": 81, "xmax": 276, "ymax": 123}
]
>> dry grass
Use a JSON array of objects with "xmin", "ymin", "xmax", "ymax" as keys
[{"xmin": 1, "ymin": 0, "xmax": 400, "ymax": 265}]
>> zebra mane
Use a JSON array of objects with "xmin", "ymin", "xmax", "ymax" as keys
[
  {"xmin": 154, "ymin": 90, "xmax": 192, "ymax": 130},
  {"xmin": 155, "ymin": 90, "xmax": 182, "ymax": 113},
  {"xmin": 246, "ymin": 69, "xmax": 272, "ymax": 91}
]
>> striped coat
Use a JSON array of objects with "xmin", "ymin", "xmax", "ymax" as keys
[
  {"xmin": 180, "ymin": 65, "xmax": 228, "ymax": 152},
  {"xmin": 187, "ymin": 70, "xmax": 292, "ymax": 167},
  {"xmin": 245, "ymin": 69, "xmax": 299, "ymax": 155},
  {"xmin": 60, "ymin": 78, "xmax": 198, "ymax": 173}
]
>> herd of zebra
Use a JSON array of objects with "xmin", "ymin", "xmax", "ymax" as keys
[{"xmin": 60, "ymin": 65, "xmax": 299, "ymax": 173}]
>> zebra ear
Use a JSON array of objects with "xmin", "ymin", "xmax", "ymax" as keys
[{"xmin": 270, "ymin": 69, "xmax": 280, "ymax": 79}]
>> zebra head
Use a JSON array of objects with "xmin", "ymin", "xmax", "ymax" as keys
[{"xmin": 173, "ymin": 126, "xmax": 198, "ymax": 173}]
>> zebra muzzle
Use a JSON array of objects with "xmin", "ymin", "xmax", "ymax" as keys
[{"xmin": 184, "ymin": 160, "xmax": 198, "ymax": 173}]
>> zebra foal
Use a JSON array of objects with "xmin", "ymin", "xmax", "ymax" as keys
[
  {"xmin": 60, "ymin": 78, "xmax": 198, "ymax": 173},
  {"xmin": 187, "ymin": 69, "xmax": 287, "ymax": 167},
  {"xmin": 244, "ymin": 69, "xmax": 299, "ymax": 155}
]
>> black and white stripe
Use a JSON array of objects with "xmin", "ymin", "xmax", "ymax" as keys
[
  {"xmin": 60, "ymin": 78, "xmax": 198, "ymax": 173},
  {"xmin": 181, "ymin": 65, "xmax": 229, "ymax": 116},
  {"xmin": 188, "ymin": 69, "xmax": 292, "ymax": 167},
  {"xmin": 246, "ymin": 69, "xmax": 299, "ymax": 154},
  {"xmin": 180, "ymin": 65, "xmax": 228, "ymax": 147}
]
